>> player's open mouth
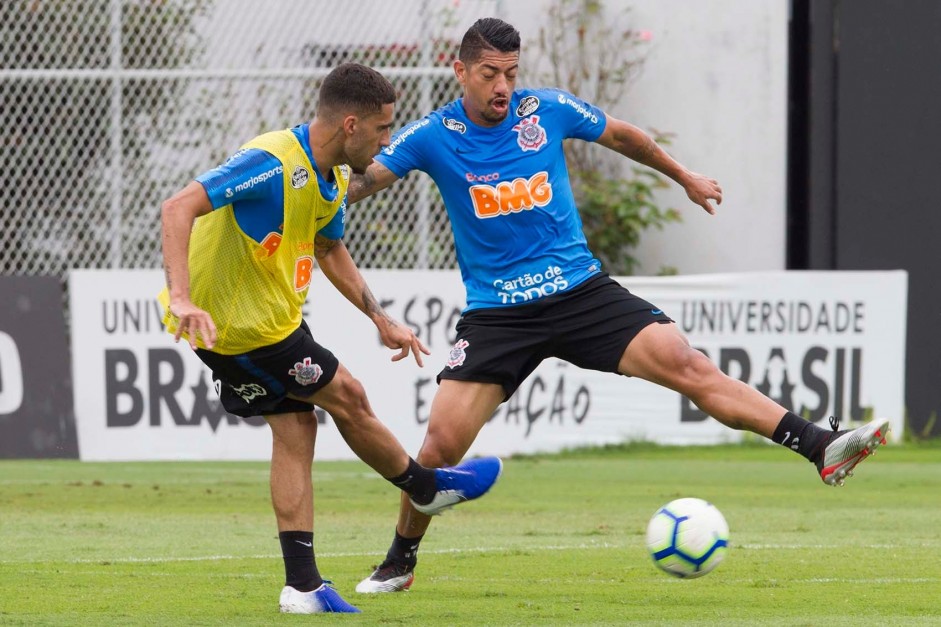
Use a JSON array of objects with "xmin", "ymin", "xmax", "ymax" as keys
[{"xmin": 491, "ymin": 99, "xmax": 508, "ymax": 113}]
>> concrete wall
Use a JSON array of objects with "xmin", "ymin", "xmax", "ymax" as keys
[{"xmin": 505, "ymin": 0, "xmax": 789, "ymax": 276}]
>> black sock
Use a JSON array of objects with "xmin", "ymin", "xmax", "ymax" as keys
[
  {"xmin": 386, "ymin": 457, "xmax": 437, "ymax": 505},
  {"xmin": 386, "ymin": 530, "xmax": 423, "ymax": 568},
  {"xmin": 771, "ymin": 411, "xmax": 831, "ymax": 463},
  {"xmin": 278, "ymin": 531, "xmax": 322, "ymax": 592}
]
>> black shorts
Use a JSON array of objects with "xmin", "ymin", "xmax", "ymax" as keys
[
  {"xmin": 195, "ymin": 320, "xmax": 339, "ymax": 417},
  {"xmin": 438, "ymin": 274, "xmax": 672, "ymax": 399}
]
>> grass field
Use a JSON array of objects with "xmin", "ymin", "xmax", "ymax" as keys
[{"xmin": 2, "ymin": 442, "xmax": 940, "ymax": 626}]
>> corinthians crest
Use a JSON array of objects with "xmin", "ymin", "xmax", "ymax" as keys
[
  {"xmin": 446, "ymin": 339, "xmax": 470, "ymax": 369},
  {"xmin": 513, "ymin": 116, "xmax": 547, "ymax": 152},
  {"xmin": 288, "ymin": 356, "xmax": 323, "ymax": 385}
]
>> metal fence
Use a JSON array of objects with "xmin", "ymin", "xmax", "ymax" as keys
[{"xmin": 1, "ymin": 0, "xmax": 505, "ymax": 279}]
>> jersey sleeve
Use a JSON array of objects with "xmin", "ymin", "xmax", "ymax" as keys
[
  {"xmin": 547, "ymin": 89, "xmax": 608, "ymax": 142},
  {"xmin": 317, "ymin": 196, "xmax": 346, "ymax": 240},
  {"xmin": 374, "ymin": 116, "xmax": 435, "ymax": 177},
  {"xmin": 195, "ymin": 148, "xmax": 284, "ymax": 209}
]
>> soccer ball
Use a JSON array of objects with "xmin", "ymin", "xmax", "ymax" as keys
[{"xmin": 645, "ymin": 497, "xmax": 729, "ymax": 578}]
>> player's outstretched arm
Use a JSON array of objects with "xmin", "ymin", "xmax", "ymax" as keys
[
  {"xmin": 161, "ymin": 181, "xmax": 217, "ymax": 349},
  {"xmin": 346, "ymin": 161, "xmax": 401, "ymax": 204},
  {"xmin": 315, "ymin": 235, "xmax": 430, "ymax": 366},
  {"xmin": 595, "ymin": 114, "xmax": 722, "ymax": 215}
]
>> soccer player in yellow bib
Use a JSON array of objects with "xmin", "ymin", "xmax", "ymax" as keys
[{"xmin": 158, "ymin": 63, "xmax": 502, "ymax": 614}]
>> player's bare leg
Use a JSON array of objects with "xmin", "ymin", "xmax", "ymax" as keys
[
  {"xmin": 621, "ymin": 322, "xmax": 888, "ymax": 485},
  {"xmin": 301, "ymin": 364, "xmax": 411, "ymax": 478},
  {"xmin": 400, "ymin": 380, "xmax": 504, "ymax": 528},
  {"xmin": 301, "ymin": 364, "xmax": 502, "ymax": 512},
  {"xmin": 268, "ymin": 411, "xmax": 318, "ymax": 532},
  {"xmin": 268, "ymin": 411, "xmax": 359, "ymax": 613},
  {"xmin": 356, "ymin": 379, "xmax": 504, "ymax": 593},
  {"xmin": 619, "ymin": 322, "xmax": 786, "ymax": 437}
]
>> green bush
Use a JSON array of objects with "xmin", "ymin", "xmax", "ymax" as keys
[{"xmin": 537, "ymin": 0, "xmax": 681, "ymax": 275}]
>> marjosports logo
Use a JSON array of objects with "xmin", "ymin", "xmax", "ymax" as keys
[
  {"xmin": 469, "ymin": 171, "xmax": 553, "ymax": 218},
  {"xmin": 557, "ymin": 93, "xmax": 600, "ymax": 124},
  {"xmin": 234, "ymin": 165, "xmax": 283, "ymax": 193},
  {"xmin": 383, "ymin": 119, "xmax": 430, "ymax": 155}
]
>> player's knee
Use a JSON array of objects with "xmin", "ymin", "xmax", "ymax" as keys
[
  {"xmin": 326, "ymin": 372, "xmax": 371, "ymax": 421},
  {"xmin": 271, "ymin": 490, "xmax": 306, "ymax": 520},
  {"xmin": 418, "ymin": 430, "xmax": 465, "ymax": 468},
  {"xmin": 269, "ymin": 412, "xmax": 317, "ymax": 449},
  {"xmin": 666, "ymin": 346, "xmax": 722, "ymax": 394}
]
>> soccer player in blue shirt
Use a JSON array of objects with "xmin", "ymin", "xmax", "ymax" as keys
[{"xmin": 349, "ymin": 19, "xmax": 890, "ymax": 593}]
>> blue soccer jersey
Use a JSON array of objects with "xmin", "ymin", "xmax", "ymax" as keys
[
  {"xmin": 376, "ymin": 88, "xmax": 607, "ymax": 311},
  {"xmin": 196, "ymin": 123, "xmax": 346, "ymax": 243}
]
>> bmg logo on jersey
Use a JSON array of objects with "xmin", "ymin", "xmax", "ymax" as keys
[{"xmin": 469, "ymin": 171, "xmax": 553, "ymax": 218}]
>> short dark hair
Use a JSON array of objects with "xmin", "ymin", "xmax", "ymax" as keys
[
  {"xmin": 318, "ymin": 62, "xmax": 396, "ymax": 117},
  {"xmin": 459, "ymin": 17, "xmax": 521, "ymax": 65}
]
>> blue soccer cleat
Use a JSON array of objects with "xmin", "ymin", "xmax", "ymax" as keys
[
  {"xmin": 410, "ymin": 456, "xmax": 503, "ymax": 515},
  {"xmin": 279, "ymin": 582, "xmax": 361, "ymax": 614}
]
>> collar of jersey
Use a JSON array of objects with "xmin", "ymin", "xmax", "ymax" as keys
[{"xmin": 292, "ymin": 123, "xmax": 339, "ymax": 203}]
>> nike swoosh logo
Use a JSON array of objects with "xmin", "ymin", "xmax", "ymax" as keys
[{"xmin": 295, "ymin": 540, "xmax": 312, "ymax": 547}]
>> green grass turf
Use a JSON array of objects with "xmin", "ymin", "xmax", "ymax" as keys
[{"xmin": 1, "ymin": 442, "xmax": 940, "ymax": 626}]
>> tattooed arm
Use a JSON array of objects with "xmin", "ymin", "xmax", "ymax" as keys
[
  {"xmin": 315, "ymin": 234, "xmax": 429, "ymax": 365},
  {"xmin": 346, "ymin": 160, "xmax": 400, "ymax": 204},
  {"xmin": 596, "ymin": 113, "xmax": 722, "ymax": 215}
]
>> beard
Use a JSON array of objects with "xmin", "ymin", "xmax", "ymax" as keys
[
  {"xmin": 480, "ymin": 108, "xmax": 508, "ymax": 124},
  {"xmin": 343, "ymin": 148, "xmax": 372, "ymax": 175}
]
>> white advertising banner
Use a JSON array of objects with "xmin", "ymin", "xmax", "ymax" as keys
[{"xmin": 69, "ymin": 270, "xmax": 907, "ymax": 461}]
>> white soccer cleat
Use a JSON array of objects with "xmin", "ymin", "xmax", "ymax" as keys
[
  {"xmin": 817, "ymin": 417, "xmax": 890, "ymax": 486},
  {"xmin": 279, "ymin": 582, "xmax": 361, "ymax": 613},
  {"xmin": 355, "ymin": 560, "xmax": 415, "ymax": 593}
]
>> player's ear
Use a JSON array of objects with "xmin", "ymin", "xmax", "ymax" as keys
[
  {"xmin": 453, "ymin": 60, "xmax": 466, "ymax": 85},
  {"xmin": 342, "ymin": 114, "xmax": 357, "ymax": 137}
]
